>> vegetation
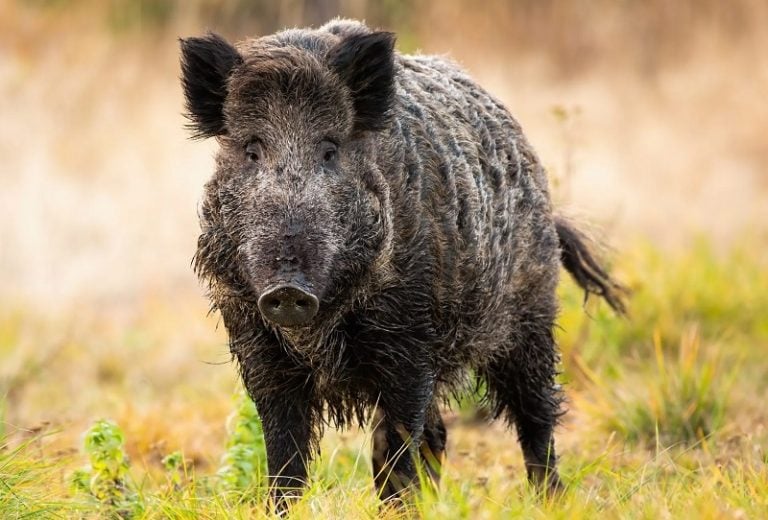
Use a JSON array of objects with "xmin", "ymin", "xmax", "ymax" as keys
[
  {"xmin": 1, "ymin": 242, "xmax": 766, "ymax": 518},
  {"xmin": 70, "ymin": 419, "xmax": 141, "ymax": 515},
  {"xmin": 216, "ymin": 390, "xmax": 268, "ymax": 499}
]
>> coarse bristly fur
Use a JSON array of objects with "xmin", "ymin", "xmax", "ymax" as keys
[{"xmin": 180, "ymin": 18, "xmax": 625, "ymax": 511}]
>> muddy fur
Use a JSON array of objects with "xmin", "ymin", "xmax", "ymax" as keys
[{"xmin": 181, "ymin": 18, "xmax": 624, "ymax": 509}]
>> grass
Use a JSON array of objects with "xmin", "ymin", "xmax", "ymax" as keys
[
  {"xmin": 0, "ymin": 239, "xmax": 766, "ymax": 518},
  {"xmin": 578, "ymin": 326, "xmax": 732, "ymax": 446}
]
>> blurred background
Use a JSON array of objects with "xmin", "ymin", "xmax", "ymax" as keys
[
  {"xmin": 0, "ymin": 1, "xmax": 767, "ymax": 508},
  {"xmin": 2, "ymin": 0, "xmax": 767, "ymax": 309}
]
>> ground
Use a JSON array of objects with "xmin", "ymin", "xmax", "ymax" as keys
[{"xmin": 2, "ymin": 243, "xmax": 766, "ymax": 518}]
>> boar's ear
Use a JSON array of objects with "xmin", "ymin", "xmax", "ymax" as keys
[
  {"xmin": 180, "ymin": 33, "xmax": 242, "ymax": 139},
  {"xmin": 328, "ymin": 31, "xmax": 396, "ymax": 133}
]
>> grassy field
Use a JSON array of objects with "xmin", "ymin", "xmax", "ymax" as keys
[
  {"xmin": 1, "ymin": 241, "xmax": 766, "ymax": 518},
  {"xmin": 2, "ymin": 1, "xmax": 767, "ymax": 518}
]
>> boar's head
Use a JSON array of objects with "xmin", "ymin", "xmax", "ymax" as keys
[{"xmin": 181, "ymin": 29, "xmax": 396, "ymax": 330}]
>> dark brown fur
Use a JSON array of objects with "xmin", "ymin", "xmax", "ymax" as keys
[{"xmin": 181, "ymin": 19, "xmax": 624, "ymax": 511}]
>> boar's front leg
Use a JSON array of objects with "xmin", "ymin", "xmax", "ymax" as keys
[
  {"xmin": 253, "ymin": 385, "xmax": 315, "ymax": 513},
  {"xmin": 371, "ymin": 378, "xmax": 434, "ymax": 502},
  {"xmin": 419, "ymin": 402, "xmax": 447, "ymax": 485}
]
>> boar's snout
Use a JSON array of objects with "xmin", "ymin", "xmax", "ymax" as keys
[{"xmin": 258, "ymin": 283, "xmax": 319, "ymax": 328}]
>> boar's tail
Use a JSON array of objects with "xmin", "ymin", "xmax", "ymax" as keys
[{"xmin": 555, "ymin": 216, "xmax": 627, "ymax": 314}]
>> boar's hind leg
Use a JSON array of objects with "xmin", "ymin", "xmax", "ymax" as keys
[{"xmin": 484, "ymin": 322, "xmax": 563, "ymax": 493}]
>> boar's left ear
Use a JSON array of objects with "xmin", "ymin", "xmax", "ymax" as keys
[
  {"xmin": 328, "ymin": 31, "xmax": 396, "ymax": 134},
  {"xmin": 180, "ymin": 33, "xmax": 243, "ymax": 139}
]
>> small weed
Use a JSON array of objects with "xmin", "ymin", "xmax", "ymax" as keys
[
  {"xmin": 216, "ymin": 388, "xmax": 268, "ymax": 498},
  {"xmin": 161, "ymin": 450, "xmax": 185, "ymax": 490},
  {"xmin": 71, "ymin": 419, "xmax": 143, "ymax": 517}
]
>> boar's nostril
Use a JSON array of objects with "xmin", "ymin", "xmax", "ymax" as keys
[
  {"xmin": 265, "ymin": 297, "xmax": 281, "ymax": 309},
  {"xmin": 294, "ymin": 296, "xmax": 315, "ymax": 309},
  {"xmin": 258, "ymin": 284, "xmax": 319, "ymax": 328}
]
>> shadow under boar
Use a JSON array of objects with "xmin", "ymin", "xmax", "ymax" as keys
[{"xmin": 180, "ymin": 19, "xmax": 624, "ymax": 511}]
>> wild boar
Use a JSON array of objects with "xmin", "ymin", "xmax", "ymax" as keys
[{"xmin": 181, "ymin": 18, "xmax": 624, "ymax": 510}]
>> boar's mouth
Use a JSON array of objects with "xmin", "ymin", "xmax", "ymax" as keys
[{"xmin": 257, "ymin": 282, "xmax": 319, "ymax": 328}]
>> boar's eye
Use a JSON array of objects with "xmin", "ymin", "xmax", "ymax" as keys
[
  {"xmin": 245, "ymin": 140, "xmax": 263, "ymax": 164},
  {"xmin": 320, "ymin": 140, "xmax": 338, "ymax": 167}
]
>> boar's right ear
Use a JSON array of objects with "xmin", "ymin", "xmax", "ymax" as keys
[
  {"xmin": 328, "ymin": 31, "xmax": 396, "ymax": 134},
  {"xmin": 180, "ymin": 33, "xmax": 242, "ymax": 139}
]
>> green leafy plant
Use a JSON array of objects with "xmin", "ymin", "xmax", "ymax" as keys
[
  {"xmin": 162, "ymin": 450, "xmax": 185, "ymax": 490},
  {"xmin": 216, "ymin": 389, "xmax": 268, "ymax": 497},
  {"xmin": 71, "ymin": 419, "xmax": 142, "ymax": 516}
]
